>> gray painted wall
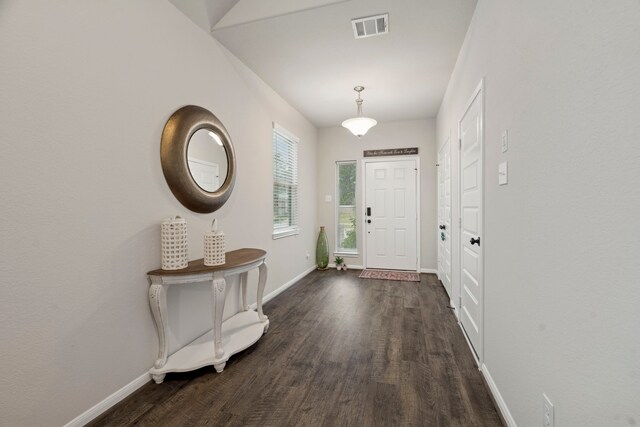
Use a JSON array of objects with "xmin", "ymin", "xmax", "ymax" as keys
[
  {"xmin": 317, "ymin": 119, "xmax": 437, "ymax": 271},
  {"xmin": 437, "ymin": 1, "xmax": 640, "ymax": 425},
  {"xmin": 0, "ymin": 2, "xmax": 317, "ymax": 425}
]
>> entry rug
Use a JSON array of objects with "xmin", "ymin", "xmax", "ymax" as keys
[{"xmin": 358, "ymin": 269, "xmax": 421, "ymax": 282}]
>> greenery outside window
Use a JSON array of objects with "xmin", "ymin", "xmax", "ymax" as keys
[
  {"xmin": 272, "ymin": 123, "xmax": 299, "ymax": 239},
  {"xmin": 336, "ymin": 161, "xmax": 357, "ymax": 254}
]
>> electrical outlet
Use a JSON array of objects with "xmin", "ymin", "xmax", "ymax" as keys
[{"xmin": 542, "ymin": 394, "xmax": 554, "ymax": 427}]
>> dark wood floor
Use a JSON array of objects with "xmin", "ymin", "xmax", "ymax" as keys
[{"xmin": 90, "ymin": 270, "xmax": 502, "ymax": 427}]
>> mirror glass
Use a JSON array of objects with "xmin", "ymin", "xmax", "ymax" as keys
[{"xmin": 186, "ymin": 129, "xmax": 229, "ymax": 192}]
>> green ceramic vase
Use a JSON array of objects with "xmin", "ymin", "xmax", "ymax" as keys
[{"xmin": 316, "ymin": 226, "xmax": 329, "ymax": 269}]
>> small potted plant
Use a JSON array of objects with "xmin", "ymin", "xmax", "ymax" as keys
[{"xmin": 334, "ymin": 256, "xmax": 344, "ymax": 271}]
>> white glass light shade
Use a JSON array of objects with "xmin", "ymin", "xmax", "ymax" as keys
[{"xmin": 341, "ymin": 117, "xmax": 377, "ymax": 137}]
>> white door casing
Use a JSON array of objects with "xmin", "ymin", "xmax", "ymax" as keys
[
  {"xmin": 364, "ymin": 158, "xmax": 419, "ymax": 271},
  {"xmin": 438, "ymin": 137, "xmax": 452, "ymax": 299},
  {"xmin": 458, "ymin": 80, "xmax": 484, "ymax": 362}
]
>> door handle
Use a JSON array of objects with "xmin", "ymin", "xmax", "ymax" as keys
[
  {"xmin": 366, "ymin": 207, "xmax": 372, "ymax": 216},
  {"xmin": 367, "ymin": 219, "xmax": 371, "ymax": 224},
  {"xmin": 470, "ymin": 237, "xmax": 480, "ymax": 246},
  {"xmin": 439, "ymin": 225, "xmax": 446, "ymax": 230}
]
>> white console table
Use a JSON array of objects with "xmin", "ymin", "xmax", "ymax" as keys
[{"xmin": 147, "ymin": 248, "xmax": 269, "ymax": 384}]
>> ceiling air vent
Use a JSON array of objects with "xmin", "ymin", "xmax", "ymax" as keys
[{"xmin": 351, "ymin": 13, "xmax": 388, "ymax": 39}]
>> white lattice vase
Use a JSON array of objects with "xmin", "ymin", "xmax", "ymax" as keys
[
  {"xmin": 204, "ymin": 219, "xmax": 225, "ymax": 266},
  {"xmin": 161, "ymin": 216, "xmax": 188, "ymax": 270}
]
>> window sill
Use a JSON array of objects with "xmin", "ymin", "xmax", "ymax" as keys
[{"xmin": 272, "ymin": 228, "xmax": 300, "ymax": 240}]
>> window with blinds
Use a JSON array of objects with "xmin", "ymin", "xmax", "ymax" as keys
[{"xmin": 272, "ymin": 124, "xmax": 300, "ymax": 239}]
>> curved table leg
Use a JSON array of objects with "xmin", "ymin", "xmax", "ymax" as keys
[
  {"xmin": 212, "ymin": 275, "xmax": 227, "ymax": 369},
  {"xmin": 148, "ymin": 282, "xmax": 169, "ymax": 372},
  {"xmin": 151, "ymin": 374, "xmax": 166, "ymax": 384},
  {"xmin": 240, "ymin": 272, "xmax": 249, "ymax": 311},
  {"xmin": 257, "ymin": 263, "xmax": 269, "ymax": 332}
]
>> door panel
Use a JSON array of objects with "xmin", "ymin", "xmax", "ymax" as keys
[
  {"xmin": 375, "ymin": 229, "xmax": 386, "ymax": 255},
  {"xmin": 394, "ymin": 189, "xmax": 406, "ymax": 217},
  {"xmin": 365, "ymin": 159, "xmax": 418, "ymax": 271},
  {"xmin": 395, "ymin": 229, "xmax": 406, "ymax": 256},
  {"xmin": 459, "ymin": 85, "xmax": 484, "ymax": 360}
]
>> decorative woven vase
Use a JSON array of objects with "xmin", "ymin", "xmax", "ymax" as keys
[
  {"xmin": 316, "ymin": 226, "xmax": 329, "ymax": 270},
  {"xmin": 161, "ymin": 216, "xmax": 188, "ymax": 270},
  {"xmin": 204, "ymin": 219, "xmax": 225, "ymax": 266}
]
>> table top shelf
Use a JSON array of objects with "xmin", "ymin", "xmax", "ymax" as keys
[{"xmin": 148, "ymin": 248, "xmax": 266, "ymax": 276}]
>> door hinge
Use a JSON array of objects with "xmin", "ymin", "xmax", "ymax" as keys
[
  {"xmin": 459, "ymin": 138, "xmax": 462, "ymax": 150},
  {"xmin": 458, "ymin": 217, "xmax": 462, "ymax": 227}
]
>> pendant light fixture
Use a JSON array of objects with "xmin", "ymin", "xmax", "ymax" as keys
[{"xmin": 341, "ymin": 86, "xmax": 377, "ymax": 137}]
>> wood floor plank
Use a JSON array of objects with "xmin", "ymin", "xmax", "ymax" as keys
[{"xmin": 89, "ymin": 270, "xmax": 503, "ymax": 427}]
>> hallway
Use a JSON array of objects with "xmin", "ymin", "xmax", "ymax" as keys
[{"xmin": 91, "ymin": 270, "xmax": 502, "ymax": 426}]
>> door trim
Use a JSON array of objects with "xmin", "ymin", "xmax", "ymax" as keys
[
  {"xmin": 361, "ymin": 156, "xmax": 421, "ymax": 271},
  {"xmin": 437, "ymin": 131, "xmax": 452, "ymax": 300},
  {"xmin": 457, "ymin": 78, "xmax": 485, "ymax": 366}
]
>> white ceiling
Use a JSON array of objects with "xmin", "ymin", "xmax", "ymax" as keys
[{"xmin": 171, "ymin": 0, "xmax": 477, "ymax": 128}]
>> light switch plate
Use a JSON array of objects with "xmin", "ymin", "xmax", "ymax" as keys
[
  {"xmin": 325, "ymin": 195, "xmax": 332, "ymax": 202},
  {"xmin": 501, "ymin": 130, "xmax": 509, "ymax": 153},
  {"xmin": 499, "ymin": 161, "xmax": 508, "ymax": 185}
]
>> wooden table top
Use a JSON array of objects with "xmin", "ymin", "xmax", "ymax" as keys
[{"xmin": 148, "ymin": 248, "xmax": 266, "ymax": 276}]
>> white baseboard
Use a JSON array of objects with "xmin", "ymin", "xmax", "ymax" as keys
[
  {"xmin": 354, "ymin": 267, "xmax": 435, "ymax": 273},
  {"xmin": 327, "ymin": 263, "xmax": 364, "ymax": 270},
  {"xmin": 63, "ymin": 372, "xmax": 150, "ymax": 427},
  {"xmin": 249, "ymin": 264, "xmax": 316, "ymax": 309},
  {"xmin": 481, "ymin": 364, "xmax": 517, "ymax": 427},
  {"xmin": 451, "ymin": 303, "xmax": 460, "ymax": 320}
]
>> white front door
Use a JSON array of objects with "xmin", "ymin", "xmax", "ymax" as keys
[
  {"xmin": 459, "ymin": 83, "xmax": 484, "ymax": 360},
  {"xmin": 438, "ymin": 138, "xmax": 452, "ymax": 298},
  {"xmin": 364, "ymin": 159, "xmax": 418, "ymax": 271}
]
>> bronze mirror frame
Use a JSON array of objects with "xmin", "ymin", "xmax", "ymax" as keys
[{"xmin": 160, "ymin": 105, "xmax": 236, "ymax": 213}]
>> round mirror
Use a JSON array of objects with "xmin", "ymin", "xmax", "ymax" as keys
[
  {"xmin": 160, "ymin": 105, "xmax": 236, "ymax": 213},
  {"xmin": 187, "ymin": 129, "xmax": 229, "ymax": 193}
]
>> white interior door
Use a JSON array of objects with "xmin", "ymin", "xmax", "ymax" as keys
[
  {"xmin": 438, "ymin": 138, "xmax": 452, "ymax": 298},
  {"xmin": 459, "ymin": 83, "xmax": 484, "ymax": 360},
  {"xmin": 187, "ymin": 158, "xmax": 219, "ymax": 192},
  {"xmin": 365, "ymin": 159, "xmax": 418, "ymax": 271}
]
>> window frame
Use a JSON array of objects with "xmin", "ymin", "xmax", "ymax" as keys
[
  {"xmin": 335, "ymin": 160, "xmax": 358, "ymax": 255},
  {"xmin": 272, "ymin": 123, "xmax": 300, "ymax": 239}
]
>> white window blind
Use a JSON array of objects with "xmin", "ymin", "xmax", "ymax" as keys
[{"xmin": 272, "ymin": 123, "xmax": 299, "ymax": 238}]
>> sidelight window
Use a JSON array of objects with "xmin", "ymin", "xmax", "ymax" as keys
[{"xmin": 336, "ymin": 161, "xmax": 357, "ymax": 254}]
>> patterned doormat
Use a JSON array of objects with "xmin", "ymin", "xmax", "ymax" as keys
[{"xmin": 358, "ymin": 269, "xmax": 421, "ymax": 282}]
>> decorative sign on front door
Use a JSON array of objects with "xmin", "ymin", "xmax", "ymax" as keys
[{"xmin": 363, "ymin": 147, "xmax": 419, "ymax": 157}]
